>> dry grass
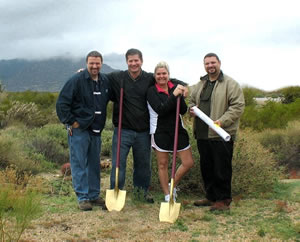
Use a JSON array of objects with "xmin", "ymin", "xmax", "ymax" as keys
[{"xmin": 19, "ymin": 174, "xmax": 300, "ymax": 242}]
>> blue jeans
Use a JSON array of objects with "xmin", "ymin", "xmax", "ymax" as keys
[
  {"xmin": 68, "ymin": 127, "xmax": 101, "ymax": 202},
  {"xmin": 110, "ymin": 128, "xmax": 151, "ymax": 192}
]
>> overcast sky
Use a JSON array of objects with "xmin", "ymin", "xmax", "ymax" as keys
[{"xmin": 1, "ymin": 0, "xmax": 299, "ymax": 91}]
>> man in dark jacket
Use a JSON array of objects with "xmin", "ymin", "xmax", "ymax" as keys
[
  {"xmin": 108, "ymin": 48, "xmax": 188, "ymax": 203},
  {"xmin": 56, "ymin": 51, "xmax": 111, "ymax": 211}
]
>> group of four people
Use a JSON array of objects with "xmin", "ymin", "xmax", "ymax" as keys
[{"xmin": 56, "ymin": 48, "xmax": 245, "ymax": 212}]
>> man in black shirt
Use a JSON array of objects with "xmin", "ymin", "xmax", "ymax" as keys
[{"xmin": 108, "ymin": 49, "xmax": 188, "ymax": 202}]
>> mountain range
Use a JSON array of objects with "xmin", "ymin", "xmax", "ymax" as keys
[{"xmin": 0, "ymin": 58, "xmax": 116, "ymax": 92}]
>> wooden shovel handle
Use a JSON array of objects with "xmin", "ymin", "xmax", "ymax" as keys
[
  {"xmin": 116, "ymin": 87, "xmax": 124, "ymax": 168},
  {"xmin": 171, "ymin": 96, "xmax": 181, "ymax": 179}
]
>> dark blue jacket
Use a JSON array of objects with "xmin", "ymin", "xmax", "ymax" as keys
[{"xmin": 56, "ymin": 69, "xmax": 111, "ymax": 131}]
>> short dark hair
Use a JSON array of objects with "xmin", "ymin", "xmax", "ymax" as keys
[
  {"xmin": 125, "ymin": 48, "xmax": 143, "ymax": 62},
  {"xmin": 86, "ymin": 50, "xmax": 103, "ymax": 63},
  {"xmin": 204, "ymin": 53, "xmax": 220, "ymax": 62}
]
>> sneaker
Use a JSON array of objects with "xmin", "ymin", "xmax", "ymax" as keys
[
  {"xmin": 165, "ymin": 193, "xmax": 176, "ymax": 202},
  {"xmin": 209, "ymin": 200, "xmax": 230, "ymax": 211},
  {"xmin": 144, "ymin": 193, "xmax": 154, "ymax": 203},
  {"xmin": 168, "ymin": 183, "xmax": 177, "ymax": 201},
  {"xmin": 194, "ymin": 199, "xmax": 214, "ymax": 207},
  {"xmin": 78, "ymin": 201, "xmax": 92, "ymax": 211},
  {"xmin": 90, "ymin": 197, "xmax": 105, "ymax": 207}
]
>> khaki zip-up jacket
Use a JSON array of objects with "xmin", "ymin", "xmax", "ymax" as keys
[{"xmin": 189, "ymin": 72, "xmax": 245, "ymax": 139}]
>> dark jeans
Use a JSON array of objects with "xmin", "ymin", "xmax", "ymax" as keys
[
  {"xmin": 110, "ymin": 128, "xmax": 152, "ymax": 192},
  {"xmin": 197, "ymin": 139, "xmax": 233, "ymax": 201}
]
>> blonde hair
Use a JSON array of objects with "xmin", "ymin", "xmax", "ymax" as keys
[{"xmin": 154, "ymin": 61, "xmax": 170, "ymax": 74}]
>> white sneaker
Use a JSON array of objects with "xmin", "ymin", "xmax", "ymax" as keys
[
  {"xmin": 165, "ymin": 194, "xmax": 170, "ymax": 202},
  {"xmin": 168, "ymin": 183, "xmax": 177, "ymax": 201}
]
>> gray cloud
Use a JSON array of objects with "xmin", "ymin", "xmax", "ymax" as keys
[{"xmin": 0, "ymin": 0, "xmax": 300, "ymax": 90}]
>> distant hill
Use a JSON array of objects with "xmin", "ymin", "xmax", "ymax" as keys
[{"xmin": 0, "ymin": 58, "xmax": 116, "ymax": 92}]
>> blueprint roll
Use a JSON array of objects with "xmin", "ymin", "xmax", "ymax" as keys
[{"xmin": 191, "ymin": 106, "xmax": 231, "ymax": 142}]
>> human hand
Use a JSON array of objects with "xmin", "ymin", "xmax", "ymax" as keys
[
  {"xmin": 189, "ymin": 106, "xmax": 197, "ymax": 117},
  {"xmin": 214, "ymin": 120, "xmax": 221, "ymax": 127},
  {"xmin": 182, "ymin": 86, "xmax": 189, "ymax": 98},
  {"xmin": 173, "ymin": 85, "xmax": 184, "ymax": 96},
  {"xmin": 72, "ymin": 121, "xmax": 80, "ymax": 128}
]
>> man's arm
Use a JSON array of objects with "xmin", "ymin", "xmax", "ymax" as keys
[
  {"xmin": 56, "ymin": 78, "xmax": 77, "ymax": 126},
  {"xmin": 218, "ymin": 80, "xmax": 245, "ymax": 128}
]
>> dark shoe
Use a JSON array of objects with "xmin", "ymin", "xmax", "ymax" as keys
[
  {"xmin": 144, "ymin": 193, "xmax": 154, "ymax": 204},
  {"xmin": 78, "ymin": 201, "xmax": 92, "ymax": 211},
  {"xmin": 209, "ymin": 201, "xmax": 230, "ymax": 211},
  {"xmin": 90, "ymin": 197, "xmax": 105, "ymax": 207},
  {"xmin": 194, "ymin": 199, "xmax": 214, "ymax": 207},
  {"xmin": 224, "ymin": 198, "xmax": 232, "ymax": 206}
]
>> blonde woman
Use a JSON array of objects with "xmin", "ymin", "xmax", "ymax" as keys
[{"xmin": 147, "ymin": 61, "xmax": 194, "ymax": 202}]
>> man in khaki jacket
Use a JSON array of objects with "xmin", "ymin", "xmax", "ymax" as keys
[{"xmin": 190, "ymin": 53, "xmax": 244, "ymax": 211}]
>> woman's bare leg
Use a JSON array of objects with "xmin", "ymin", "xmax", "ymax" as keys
[
  {"xmin": 155, "ymin": 151, "xmax": 170, "ymax": 195},
  {"xmin": 174, "ymin": 148, "xmax": 194, "ymax": 187}
]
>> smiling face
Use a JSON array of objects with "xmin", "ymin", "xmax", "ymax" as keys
[
  {"xmin": 204, "ymin": 56, "xmax": 221, "ymax": 78},
  {"xmin": 154, "ymin": 67, "xmax": 169, "ymax": 87},
  {"xmin": 127, "ymin": 54, "xmax": 143, "ymax": 78},
  {"xmin": 86, "ymin": 56, "xmax": 102, "ymax": 80}
]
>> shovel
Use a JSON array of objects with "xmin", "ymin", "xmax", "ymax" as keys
[
  {"xmin": 159, "ymin": 96, "xmax": 181, "ymax": 223},
  {"xmin": 106, "ymin": 81, "xmax": 126, "ymax": 212}
]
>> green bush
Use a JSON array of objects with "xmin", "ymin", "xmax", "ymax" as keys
[
  {"xmin": 280, "ymin": 86, "xmax": 300, "ymax": 104},
  {"xmin": 0, "ymin": 93, "xmax": 13, "ymax": 127},
  {"xmin": 101, "ymin": 128, "xmax": 113, "ymax": 157},
  {"xmin": 0, "ymin": 131, "xmax": 41, "ymax": 174},
  {"xmin": 231, "ymin": 130, "xmax": 283, "ymax": 197},
  {"xmin": 7, "ymin": 91, "xmax": 57, "ymax": 109},
  {"xmin": 26, "ymin": 124, "xmax": 69, "ymax": 165},
  {"xmin": 258, "ymin": 121, "xmax": 300, "ymax": 171},
  {"xmin": 240, "ymin": 99, "xmax": 300, "ymax": 131},
  {"xmin": 0, "ymin": 126, "xmax": 54, "ymax": 174},
  {"xmin": 146, "ymin": 127, "xmax": 283, "ymax": 198},
  {"xmin": 242, "ymin": 86, "xmax": 257, "ymax": 106},
  {"xmin": 0, "ymin": 169, "xmax": 42, "ymax": 241}
]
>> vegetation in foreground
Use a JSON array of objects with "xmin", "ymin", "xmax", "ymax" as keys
[
  {"xmin": 0, "ymin": 87, "xmax": 299, "ymax": 241},
  {"xmin": 17, "ymin": 172, "xmax": 300, "ymax": 241}
]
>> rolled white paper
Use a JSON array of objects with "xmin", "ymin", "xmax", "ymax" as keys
[{"xmin": 191, "ymin": 106, "xmax": 231, "ymax": 141}]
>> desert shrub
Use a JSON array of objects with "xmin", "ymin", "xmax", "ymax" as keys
[
  {"xmin": 26, "ymin": 124, "xmax": 69, "ymax": 165},
  {"xmin": 0, "ymin": 126, "xmax": 54, "ymax": 174},
  {"xmin": 106, "ymin": 101, "xmax": 114, "ymax": 121},
  {"xmin": 33, "ymin": 123, "xmax": 68, "ymax": 148},
  {"xmin": 0, "ymin": 168, "xmax": 42, "ymax": 241},
  {"xmin": 0, "ymin": 132, "xmax": 41, "ymax": 174},
  {"xmin": 240, "ymin": 99, "xmax": 300, "ymax": 131},
  {"xmin": 28, "ymin": 137, "xmax": 69, "ymax": 165},
  {"xmin": 101, "ymin": 128, "xmax": 113, "ymax": 157},
  {"xmin": 5, "ymin": 101, "xmax": 47, "ymax": 128},
  {"xmin": 146, "ymin": 127, "xmax": 283, "ymax": 198},
  {"xmin": 258, "ymin": 121, "xmax": 300, "ymax": 171},
  {"xmin": 280, "ymin": 86, "xmax": 300, "ymax": 104},
  {"xmin": 231, "ymin": 129, "xmax": 283, "ymax": 197},
  {"xmin": 8, "ymin": 91, "xmax": 57, "ymax": 109},
  {"xmin": 0, "ymin": 93, "xmax": 13, "ymax": 128},
  {"xmin": 242, "ymin": 86, "xmax": 257, "ymax": 106}
]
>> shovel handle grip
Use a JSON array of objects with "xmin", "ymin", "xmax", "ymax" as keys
[{"xmin": 171, "ymin": 96, "xmax": 181, "ymax": 179}]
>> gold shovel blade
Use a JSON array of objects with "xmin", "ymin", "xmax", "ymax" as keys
[
  {"xmin": 159, "ymin": 201, "xmax": 181, "ymax": 223},
  {"xmin": 105, "ymin": 189, "xmax": 126, "ymax": 212}
]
